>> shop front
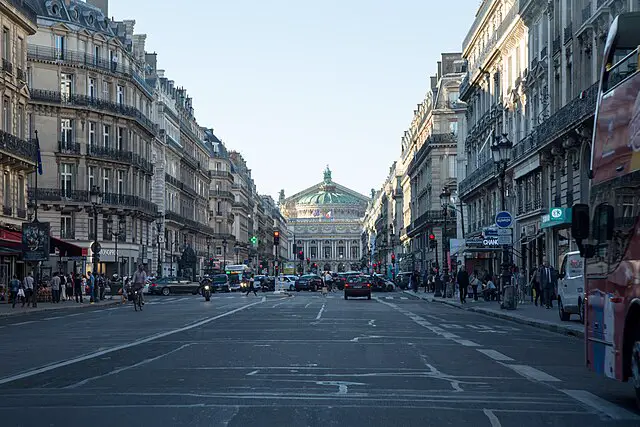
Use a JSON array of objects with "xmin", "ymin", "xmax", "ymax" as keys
[
  {"xmin": 541, "ymin": 207, "xmax": 575, "ymax": 269},
  {"xmin": 462, "ymin": 234, "xmax": 502, "ymax": 278},
  {"xmin": 516, "ymin": 221, "xmax": 544, "ymax": 280}
]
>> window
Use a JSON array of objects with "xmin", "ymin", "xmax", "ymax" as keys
[
  {"xmin": 216, "ymin": 201, "xmax": 222, "ymax": 215},
  {"xmin": 16, "ymin": 37, "xmax": 23, "ymax": 67},
  {"xmin": 103, "ymin": 124, "xmax": 110, "ymax": 148},
  {"xmin": 102, "ymin": 217, "xmax": 112, "ymax": 241},
  {"xmin": 88, "ymin": 77, "xmax": 95, "ymax": 98},
  {"xmin": 2, "ymin": 97, "xmax": 9, "ymax": 131},
  {"xmin": 88, "ymin": 121, "xmax": 96, "ymax": 145},
  {"xmin": 2, "ymin": 27, "xmax": 9, "ymax": 61},
  {"xmin": 17, "ymin": 176, "xmax": 24, "ymax": 207},
  {"xmin": 351, "ymin": 246, "xmax": 359, "ymax": 259},
  {"xmin": 216, "ymin": 247, "xmax": 222, "ymax": 256},
  {"xmin": 61, "ymin": 73, "xmax": 73, "ymax": 99},
  {"xmin": 117, "ymin": 127, "xmax": 125, "ymax": 150},
  {"xmin": 338, "ymin": 246, "xmax": 345, "ymax": 258},
  {"xmin": 88, "ymin": 166, "xmax": 95, "ymax": 190},
  {"xmin": 3, "ymin": 173, "xmax": 10, "ymax": 207},
  {"xmin": 102, "ymin": 81, "xmax": 109, "ymax": 100},
  {"xmin": 117, "ymin": 85, "xmax": 124, "ymax": 104},
  {"xmin": 117, "ymin": 170, "xmax": 124, "ymax": 194},
  {"xmin": 324, "ymin": 246, "xmax": 331, "ymax": 259},
  {"xmin": 88, "ymin": 216, "xmax": 95, "ymax": 240},
  {"xmin": 449, "ymin": 120, "xmax": 458, "ymax": 135},
  {"xmin": 60, "ymin": 163, "xmax": 73, "ymax": 197},
  {"xmin": 102, "ymin": 168, "xmax": 110, "ymax": 193},
  {"xmin": 94, "ymin": 45, "xmax": 100, "ymax": 65},
  {"xmin": 310, "ymin": 246, "xmax": 317, "ymax": 259},
  {"xmin": 448, "ymin": 156, "xmax": 457, "ymax": 178},
  {"xmin": 60, "ymin": 118, "xmax": 73, "ymax": 144},
  {"xmin": 60, "ymin": 214, "xmax": 73, "ymax": 239},
  {"xmin": 17, "ymin": 105, "xmax": 24, "ymax": 138},
  {"xmin": 55, "ymin": 34, "xmax": 65, "ymax": 60}
]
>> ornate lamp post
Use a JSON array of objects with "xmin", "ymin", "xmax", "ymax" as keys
[
  {"xmin": 89, "ymin": 185, "xmax": 102, "ymax": 303},
  {"xmin": 106, "ymin": 216, "xmax": 126, "ymax": 280},
  {"xmin": 491, "ymin": 133, "xmax": 514, "ymax": 305},
  {"xmin": 440, "ymin": 187, "xmax": 452, "ymax": 297},
  {"xmin": 155, "ymin": 213, "xmax": 163, "ymax": 278},
  {"xmin": 222, "ymin": 238, "xmax": 228, "ymax": 271}
]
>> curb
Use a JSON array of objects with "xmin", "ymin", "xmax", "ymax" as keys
[
  {"xmin": 405, "ymin": 291, "xmax": 584, "ymax": 339},
  {"xmin": 0, "ymin": 299, "xmax": 122, "ymax": 318}
]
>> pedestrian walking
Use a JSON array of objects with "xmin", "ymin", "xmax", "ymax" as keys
[
  {"xmin": 60, "ymin": 273, "xmax": 67, "ymax": 301},
  {"xmin": 456, "ymin": 267, "xmax": 469, "ymax": 304},
  {"xmin": 50, "ymin": 272, "xmax": 61, "ymax": 303},
  {"xmin": 74, "ymin": 273, "xmax": 83, "ymax": 303},
  {"xmin": 23, "ymin": 272, "xmax": 34, "ymax": 307},
  {"xmin": 470, "ymin": 272, "xmax": 480, "ymax": 302},
  {"xmin": 538, "ymin": 258, "xmax": 556, "ymax": 309},
  {"xmin": 9, "ymin": 275, "xmax": 20, "ymax": 308},
  {"xmin": 244, "ymin": 274, "xmax": 258, "ymax": 296}
]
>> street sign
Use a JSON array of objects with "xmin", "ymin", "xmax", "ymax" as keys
[
  {"xmin": 91, "ymin": 242, "xmax": 101, "ymax": 254},
  {"xmin": 497, "ymin": 235, "xmax": 513, "ymax": 245},
  {"xmin": 495, "ymin": 211, "xmax": 513, "ymax": 228},
  {"xmin": 497, "ymin": 228, "xmax": 512, "ymax": 235}
]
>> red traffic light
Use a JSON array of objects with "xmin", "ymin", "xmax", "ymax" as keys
[
  {"xmin": 274, "ymin": 231, "xmax": 280, "ymax": 237},
  {"xmin": 429, "ymin": 233, "xmax": 436, "ymax": 240}
]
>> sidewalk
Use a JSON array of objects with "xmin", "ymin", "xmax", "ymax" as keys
[
  {"xmin": 404, "ymin": 290, "xmax": 584, "ymax": 338},
  {"xmin": 0, "ymin": 297, "xmax": 122, "ymax": 318}
]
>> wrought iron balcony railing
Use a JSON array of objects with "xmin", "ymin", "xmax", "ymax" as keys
[
  {"xmin": 86, "ymin": 144, "xmax": 153, "ymax": 173},
  {"xmin": 58, "ymin": 140, "xmax": 81, "ymax": 155},
  {"xmin": 0, "ymin": 129, "xmax": 37, "ymax": 163},
  {"xmin": 458, "ymin": 159, "xmax": 495, "ymax": 196},
  {"xmin": 209, "ymin": 170, "xmax": 234, "ymax": 181},
  {"xmin": 28, "ymin": 188, "xmax": 158, "ymax": 216},
  {"xmin": 31, "ymin": 89, "xmax": 157, "ymax": 136}
]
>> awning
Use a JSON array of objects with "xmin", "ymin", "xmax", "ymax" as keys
[
  {"xmin": 0, "ymin": 227, "xmax": 23, "ymax": 255},
  {"xmin": 50, "ymin": 237, "xmax": 83, "ymax": 257}
]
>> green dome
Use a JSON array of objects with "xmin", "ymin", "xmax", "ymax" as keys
[{"xmin": 297, "ymin": 191, "xmax": 359, "ymax": 205}]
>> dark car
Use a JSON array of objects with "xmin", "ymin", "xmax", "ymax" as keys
[
  {"xmin": 395, "ymin": 272, "xmax": 413, "ymax": 290},
  {"xmin": 211, "ymin": 274, "xmax": 230, "ymax": 292},
  {"xmin": 370, "ymin": 275, "xmax": 394, "ymax": 292},
  {"xmin": 149, "ymin": 277, "xmax": 200, "ymax": 296},
  {"xmin": 344, "ymin": 275, "xmax": 371, "ymax": 300},
  {"xmin": 335, "ymin": 272, "xmax": 360, "ymax": 290},
  {"xmin": 255, "ymin": 275, "xmax": 275, "ymax": 292},
  {"xmin": 295, "ymin": 274, "xmax": 322, "ymax": 291}
]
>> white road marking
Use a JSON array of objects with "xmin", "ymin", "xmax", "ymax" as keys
[
  {"xmin": 246, "ymin": 370, "xmax": 259, "ymax": 376},
  {"xmin": 561, "ymin": 389, "xmax": 640, "ymax": 420},
  {"xmin": 64, "ymin": 344, "xmax": 192, "ymax": 389},
  {"xmin": 315, "ymin": 380, "xmax": 364, "ymax": 394},
  {"xmin": 12, "ymin": 321, "xmax": 36, "ymax": 325},
  {"xmin": 453, "ymin": 339, "xmax": 481, "ymax": 347},
  {"xmin": 384, "ymin": 296, "xmax": 393, "ymax": 300},
  {"xmin": 483, "ymin": 409, "xmax": 502, "ymax": 427},
  {"xmin": 477, "ymin": 349, "xmax": 514, "ymax": 361},
  {"xmin": 43, "ymin": 316, "xmax": 63, "ymax": 320},
  {"xmin": 0, "ymin": 299, "xmax": 264, "ymax": 386},
  {"xmin": 304, "ymin": 302, "xmax": 313, "ymax": 308},
  {"xmin": 506, "ymin": 365, "xmax": 561, "ymax": 382},
  {"xmin": 368, "ymin": 319, "xmax": 376, "ymax": 327},
  {"xmin": 315, "ymin": 303, "xmax": 325, "ymax": 320},
  {"xmin": 400, "ymin": 297, "xmax": 408, "ymax": 300}
]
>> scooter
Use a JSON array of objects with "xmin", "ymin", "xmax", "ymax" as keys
[{"xmin": 203, "ymin": 284, "xmax": 211, "ymax": 301}]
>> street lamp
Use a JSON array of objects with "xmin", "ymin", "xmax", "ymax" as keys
[
  {"xmin": 491, "ymin": 133, "xmax": 514, "ymax": 307},
  {"xmin": 89, "ymin": 185, "xmax": 102, "ymax": 303},
  {"xmin": 155, "ymin": 213, "xmax": 163, "ymax": 278},
  {"xmin": 234, "ymin": 242, "xmax": 239, "ymax": 264},
  {"xmin": 439, "ymin": 187, "xmax": 452, "ymax": 298},
  {"xmin": 106, "ymin": 216, "xmax": 126, "ymax": 282},
  {"xmin": 222, "ymin": 238, "xmax": 228, "ymax": 271}
]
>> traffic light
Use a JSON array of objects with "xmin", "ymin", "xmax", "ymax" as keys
[
  {"xmin": 250, "ymin": 235, "xmax": 258, "ymax": 245},
  {"xmin": 273, "ymin": 231, "xmax": 280, "ymax": 245},
  {"xmin": 429, "ymin": 233, "xmax": 437, "ymax": 249},
  {"xmin": 298, "ymin": 250, "xmax": 304, "ymax": 260},
  {"xmin": 391, "ymin": 253, "xmax": 395, "ymax": 264},
  {"xmin": 306, "ymin": 257, "xmax": 310, "ymax": 265}
]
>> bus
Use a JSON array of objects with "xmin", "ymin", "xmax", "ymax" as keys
[
  {"xmin": 571, "ymin": 12, "xmax": 640, "ymax": 407},
  {"xmin": 225, "ymin": 264, "xmax": 252, "ymax": 290}
]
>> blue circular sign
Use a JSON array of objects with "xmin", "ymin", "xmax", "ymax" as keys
[{"xmin": 495, "ymin": 211, "xmax": 513, "ymax": 228}]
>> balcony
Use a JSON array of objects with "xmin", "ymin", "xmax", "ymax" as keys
[
  {"xmin": 458, "ymin": 160, "xmax": 495, "ymax": 196},
  {"xmin": 16, "ymin": 207, "xmax": 26, "ymax": 219},
  {"xmin": 180, "ymin": 152, "xmax": 199, "ymax": 170},
  {"xmin": 16, "ymin": 67, "xmax": 26, "ymax": 82},
  {"xmin": 86, "ymin": 144, "xmax": 153, "ymax": 173},
  {"xmin": 27, "ymin": 45, "xmax": 154, "ymax": 97},
  {"xmin": 30, "ymin": 89, "xmax": 157, "ymax": 136},
  {"xmin": 541, "ymin": 45, "xmax": 548, "ymax": 59},
  {"xmin": 553, "ymin": 36, "xmax": 561, "ymax": 55},
  {"xmin": 28, "ymin": 188, "xmax": 158, "ymax": 216},
  {"xmin": 407, "ymin": 210, "xmax": 457, "ymax": 238},
  {"xmin": 512, "ymin": 82, "xmax": 597, "ymax": 164},
  {"xmin": 58, "ymin": 141, "xmax": 81, "ymax": 155},
  {"xmin": 2, "ymin": 58, "xmax": 12, "ymax": 74},
  {"xmin": 210, "ymin": 189, "xmax": 234, "ymax": 200},
  {"xmin": 0, "ymin": 129, "xmax": 37, "ymax": 164},
  {"xmin": 165, "ymin": 210, "xmax": 215, "ymax": 235},
  {"xmin": 209, "ymin": 170, "xmax": 234, "ymax": 181}
]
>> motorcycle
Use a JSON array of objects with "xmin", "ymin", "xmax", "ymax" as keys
[{"xmin": 203, "ymin": 284, "xmax": 211, "ymax": 301}]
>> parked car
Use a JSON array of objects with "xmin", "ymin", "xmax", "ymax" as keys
[
  {"xmin": 276, "ymin": 275, "xmax": 297, "ymax": 291},
  {"xmin": 148, "ymin": 277, "xmax": 200, "ymax": 296},
  {"xmin": 295, "ymin": 274, "xmax": 323, "ymax": 291},
  {"xmin": 344, "ymin": 275, "xmax": 371, "ymax": 300},
  {"xmin": 371, "ymin": 274, "xmax": 395, "ymax": 292}
]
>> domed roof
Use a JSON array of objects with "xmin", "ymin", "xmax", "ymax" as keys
[{"xmin": 296, "ymin": 166, "xmax": 361, "ymax": 205}]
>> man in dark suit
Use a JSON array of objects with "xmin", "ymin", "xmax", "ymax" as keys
[
  {"xmin": 538, "ymin": 257, "xmax": 557, "ymax": 309},
  {"xmin": 456, "ymin": 267, "xmax": 469, "ymax": 303}
]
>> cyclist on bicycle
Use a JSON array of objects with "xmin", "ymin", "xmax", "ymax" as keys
[{"xmin": 132, "ymin": 264, "xmax": 147, "ymax": 305}]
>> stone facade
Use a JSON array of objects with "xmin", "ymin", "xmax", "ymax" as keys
[{"xmin": 280, "ymin": 167, "xmax": 368, "ymax": 273}]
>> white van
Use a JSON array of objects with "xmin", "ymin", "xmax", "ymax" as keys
[{"xmin": 557, "ymin": 251, "xmax": 585, "ymax": 323}]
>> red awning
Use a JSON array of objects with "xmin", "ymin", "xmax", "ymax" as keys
[
  {"xmin": 50, "ymin": 237, "xmax": 83, "ymax": 257},
  {"xmin": 0, "ymin": 227, "xmax": 22, "ymax": 253}
]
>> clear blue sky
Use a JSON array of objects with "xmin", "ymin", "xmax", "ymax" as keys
[{"xmin": 109, "ymin": 0, "xmax": 480, "ymax": 200}]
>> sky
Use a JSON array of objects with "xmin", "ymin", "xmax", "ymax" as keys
[{"xmin": 108, "ymin": 0, "xmax": 480, "ymax": 200}]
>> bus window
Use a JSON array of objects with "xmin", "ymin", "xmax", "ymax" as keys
[
  {"xmin": 603, "ymin": 48, "xmax": 639, "ymax": 92},
  {"xmin": 592, "ymin": 203, "xmax": 614, "ymax": 244}
]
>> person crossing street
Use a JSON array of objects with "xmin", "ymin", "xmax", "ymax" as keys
[{"xmin": 244, "ymin": 274, "xmax": 258, "ymax": 296}]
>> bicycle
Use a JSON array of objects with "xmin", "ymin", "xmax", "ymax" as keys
[{"xmin": 132, "ymin": 289, "xmax": 143, "ymax": 311}]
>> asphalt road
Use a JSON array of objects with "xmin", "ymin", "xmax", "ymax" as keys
[{"xmin": 0, "ymin": 291, "xmax": 638, "ymax": 427}]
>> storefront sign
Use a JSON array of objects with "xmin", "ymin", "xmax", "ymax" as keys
[
  {"xmin": 466, "ymin": 236, "xmax": 500, "ymax": 247},
  {"xmin": 541, "ymin": 207, "xmax": 572, "ymax": 229},
  {"xmin": 22, "ymin": 221, "xmax": 50, "ymax": 261}
]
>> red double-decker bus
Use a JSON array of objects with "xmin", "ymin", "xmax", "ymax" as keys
[{"xmin": 571, "ymin": 12, "xmax": 640, "ymax": 407}]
